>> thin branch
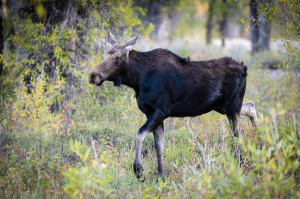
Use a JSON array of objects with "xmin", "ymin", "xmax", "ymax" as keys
[{"xmin": 91, "ymin": 137, "xmax": 100, "ymax": 166}]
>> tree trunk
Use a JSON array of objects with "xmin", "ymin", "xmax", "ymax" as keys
[
  {"xmin": 220, "ymin": 0, "xmax": 228, "ymax": 47},
  {"xmin": 259, "ymin": 0, "xmax": 271, "ymax": 51},
  {"xmin": 65, "ymin": 0, "xmax": 76, "ymax": 95},
  {"xmin": 0, "ymin": 0, "xmax": 3, "ymax": 76},
  {"xmin": 250, "ymin": 0, "xmax": 259, "ymax": 54},
  {"xmin": 206, "ymin": 0, "xmax": 215, "ymax": 44},
  {"xmin": 134, "ymin": 0, "xmax": 163, "ymax": 35}
]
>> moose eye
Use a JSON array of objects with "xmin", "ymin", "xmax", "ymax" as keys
[
  {"xmin": 108, "ymin": 50, "xmax": 115, "ymax": 54},
  {"xmin": 114, "ymin": 56, "xmax": 120, "ymax": 62}
]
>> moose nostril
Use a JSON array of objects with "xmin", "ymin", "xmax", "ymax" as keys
[
  {"xmin": 89, "ymin": 73, "xmax": 96, "ymax": 84},
  {"xmin": 94, "ymin": 76, "xmax": 101, "ymax": 84}
]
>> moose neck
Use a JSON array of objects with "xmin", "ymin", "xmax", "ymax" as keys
[{"xmin": 118, "ymin": 50, "xmax": 145, "ymax": 93}]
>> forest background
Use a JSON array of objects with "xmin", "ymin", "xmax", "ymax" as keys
[{"xmin": 0, "ymin": 0, "xmax": 299, "ymax": 198}]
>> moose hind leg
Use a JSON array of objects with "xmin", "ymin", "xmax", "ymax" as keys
[
  {"xmin": 227, "ymin": 114, "xmax": 241, "ymax": 137},
  {"xmin": 240, "ymin": 101, "xmax": 257, "ymax": 127},
  {"xmin": 153, "ymin": 123, "xmax": 165, "ymax": 181},
  {"xmin": 227, "ymin": 114, "xmax": 242, "ymax": 165}
]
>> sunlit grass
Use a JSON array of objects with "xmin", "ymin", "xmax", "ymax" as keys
[{"xmin": 1, "ymin": 48, "xmax": 299, "ymax": 198}]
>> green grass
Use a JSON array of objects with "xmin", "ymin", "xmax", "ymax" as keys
[
  {"xmin": 1, "ymin": 50, "xmax": 299, "ymax": 198},
  {"xmin": 62, "ymin": 65, "xmax": 299, "ymax": 198}
]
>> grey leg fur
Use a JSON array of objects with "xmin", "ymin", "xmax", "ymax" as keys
[
  {"xmin": 133, "ymin": 130, "xmax": 148, "ymax": 179},
  {"xmin": 240, "ymin": 101, "xmax": 257, "ymax": 127},
  {"xmin": 133, "ymin": 110, "xmax": 165, "ymax": 180},
  {"xmin": 153, "ymin": 123, "xmax": 165, "ymax": 180}
]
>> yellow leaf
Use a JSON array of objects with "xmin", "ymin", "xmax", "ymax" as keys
[
  {"xmin": 159, "ymin": 181, "xmax": 164, "ymax": 189},
  {"xmin": 240, "ymin": 17, "xmax": 245, "ymax": 24},
  {"xmin": 63, "ymin": 187, "xmax": 70, "ymax": 195},
  {"xmin": 245, "ymin": 25, "xmax": 250, "ymax": 32}
]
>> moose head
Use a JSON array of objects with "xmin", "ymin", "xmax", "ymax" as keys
[{"xmin": 89, "ymin": 31, "xmax": 138, "ymax": 86}]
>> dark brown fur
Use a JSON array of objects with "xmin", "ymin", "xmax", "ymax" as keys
[{"xmin": 90, "ymin": 36, "xmax": 247, "ymax": 181}]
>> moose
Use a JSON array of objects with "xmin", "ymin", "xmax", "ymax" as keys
[{"xmin": 90, "ymin": 31, "xmax": 248, "ymax": 181}]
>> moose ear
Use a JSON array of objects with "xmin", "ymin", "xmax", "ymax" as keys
[
  {"xmin": 106, "ymin": 30, "xmax": 117, "ymax": 46},
  {"xmin": 125, "ymin": 35, "xmax": 138, "ymax": 51}
]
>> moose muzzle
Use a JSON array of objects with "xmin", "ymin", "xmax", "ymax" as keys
[{"xmin": 89, "ymin": 73, "xmax": 104, "ymax": 86}]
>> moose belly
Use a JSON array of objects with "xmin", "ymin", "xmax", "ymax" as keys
[
  {"xmin": 170, "ymin": 103, "xmax": 214, "ymax": 117},
  {"xmin": 169, "ymin": 90, "xmax": 225, "ymax": 117}
]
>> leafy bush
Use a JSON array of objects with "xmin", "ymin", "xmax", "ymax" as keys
[
  {"xmin": 0, "ymin": 1, "xmax": 299, "ymax": 198},
  {"xmin": 63, "ymin": 139, "xmax": 113, "ymax": 198}
]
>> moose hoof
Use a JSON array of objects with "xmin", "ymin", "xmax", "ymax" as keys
[
  {"xmin": 156, "ymin": 176, "xmax": 165, "ymax": 183},
  {"xmin": 133, "ymin": 163, "xmax": 145, "ymax": 181}
]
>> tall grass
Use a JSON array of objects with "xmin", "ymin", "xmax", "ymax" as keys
[{"xmin": 1, "ymin": 49, "xmax": 299, "ymax": 198}]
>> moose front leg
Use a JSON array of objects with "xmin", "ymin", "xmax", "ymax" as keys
[
  {"xmin": 153, "ymin": 123, "xmax": 165, "ymax": 181},
  {"xmin": 133, "ymin": 110, "xmax": 165, "ymax": 180}
]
